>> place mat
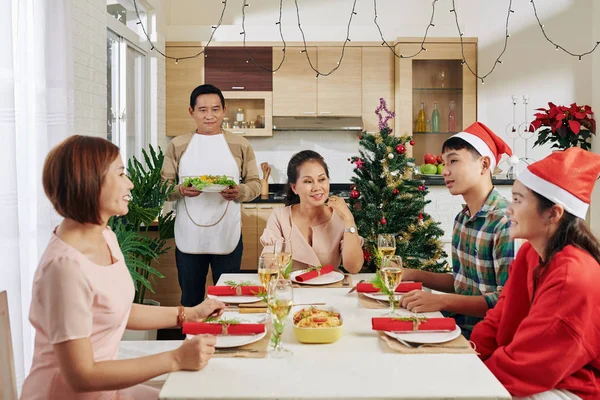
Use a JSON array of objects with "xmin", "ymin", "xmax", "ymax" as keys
[
  {"xmin": 378, "ymin": 332, "xmax": 476, "ymax": 355},
  {"xmin": 214, "ymin": 326, "xmax": 271, "ymax": 359},
  {"xmin": 292, "ymin": 275, "xmax": 353, "ymax": 289},
  {"xmin": 358, "ymin": 293, "xmax": 388, "ymax": 309}
]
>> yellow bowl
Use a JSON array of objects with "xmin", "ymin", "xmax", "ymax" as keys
[{"xmin": 292, "ymin": 305, "xmax": 343, "ymax": 344}]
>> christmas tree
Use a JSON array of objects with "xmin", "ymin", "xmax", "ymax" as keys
[{"xmin": 348, "ymin": 98, "xmax": 449, "ymax": 273}]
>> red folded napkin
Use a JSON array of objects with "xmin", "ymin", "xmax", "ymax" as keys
[
  {"xmin": 371, "ymin": 317, "xmax": 455, "ymax": 332},
  {"xmin": 356, "ymin": 282, "xmax": 422, "ymax": 293},
  {"xmin": 295, "ymin": 264, "xmax": 335, "ymax": 282},
  {"xmin": 207, "ymin": 285, "xmax": 265, "ymax": 296},
  {"xmin": 182, "ymin": 322, "xmax": 265, "ymax": 336}
]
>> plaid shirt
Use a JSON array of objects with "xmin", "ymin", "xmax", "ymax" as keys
[{"xmin": 448, "ymin": 188, "xmax": 514, "ymax": 338}]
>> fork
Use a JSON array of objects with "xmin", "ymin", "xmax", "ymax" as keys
[
  {"xmin": 397, "ymin": 338, "xmax": 469, "ymax": 350},
  {"xmin": 347, "ymin": 279, "xmax": 365, "ymax": 294}
]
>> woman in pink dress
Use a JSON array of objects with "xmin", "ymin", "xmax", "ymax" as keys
[
  {"xmin": 21, "ymin": 136, "xmax": 225, "ymax": 400},
  {"xmin": 260, "ymin": 150, "xmax": 363, "ymax": 273}
]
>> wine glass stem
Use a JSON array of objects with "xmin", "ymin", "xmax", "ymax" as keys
[{"xmin": 389, "ymin": 294, "xmax": 395, "ymax": 314}]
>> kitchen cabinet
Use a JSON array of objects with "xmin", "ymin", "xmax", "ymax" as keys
[
  {"xmin": 394, "ymin": 38, "xmax": 477, "ymax": 162},
  {"xmin": 272, "ymin": 46, "xmax": 362, "ymax": 117},
  {"xmin": 204, "ymin": 47, "xmax": 272, "ymax": 91},
  {"xmin": 166, "ymin": 44, "xmax": 204, "ymax": 137},
  {"xmin": 272, "ymin": 47, "xmax": 318, "ymax": 116},
  {"xmin": 241, "ymin": 203, "xmax": 284, "ymax": 270},
  {"xmin": 362, "ymin": 47, "xmax": 395, "ymax": 133},
  {"xmin": 222, "ymin": 91, "xmax": 273, "ymax": 137}
]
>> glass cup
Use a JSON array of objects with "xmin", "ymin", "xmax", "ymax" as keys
[
  {"xmin": 380, "ymin": 255, "xmax": 403, "ymax": 315},
  {"xmin": 377, "ymin": 234, "xmax": 396, "ymax": 261},
  {"xmin": 267, "ymin": 278, "xmax": 294, "ymax": 358},
  {"xmin": 258, "ymin": 254, "xmax": 279, "ymax": 290},
  {"xmin": 274, "ymin": 239, "xmax": 293, "ymax": 279}
]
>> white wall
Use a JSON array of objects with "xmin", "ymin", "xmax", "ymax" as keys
[
  {"xmin": 161, "ymin": 0, "xmax": 595, "ymax": 183},
  {"xmin": 72, "ymin": 0, "xmax": 107, "ymax": 138}
]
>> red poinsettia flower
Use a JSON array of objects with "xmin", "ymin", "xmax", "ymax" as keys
[{"xmin": 530, "ymin": 102, "xmax": 595, "ymax": 150}]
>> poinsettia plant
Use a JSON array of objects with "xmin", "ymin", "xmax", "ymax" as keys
[{"xmin": 530, "ymin": 102, "xmax": 595, "ymax": 150}]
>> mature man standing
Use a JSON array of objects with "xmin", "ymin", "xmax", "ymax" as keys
[{"xmin": 161, "ymin": 84, "xmax": 261, "ymax": 307}]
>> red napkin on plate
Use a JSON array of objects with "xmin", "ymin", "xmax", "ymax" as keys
[
  {"xmin": 371, "ymin": 317, "xmax": 455, "ymax": 332},
  {"xmin": 207, "ymin": 285, "xmax": 265, "ymax": 296},
  {"xmin": 356, "ymin": 282, "xmax": 422, "ymax": 293},
  {"xmin": 182, "ymin": 322, "xmax": 265, "ymax": 335},
  {"xmin": 295, "ymin": 264, "xmax": 334, "ymax": 282}
]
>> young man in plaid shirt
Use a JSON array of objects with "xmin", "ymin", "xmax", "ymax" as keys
[{"xmin": 401, "ymin": 122, "xmax": 515, "ymax": 338}]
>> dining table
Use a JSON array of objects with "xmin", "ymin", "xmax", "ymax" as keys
[{"xmin": 119, "ymin": 273, "xmax": 511, "ymax": 399}]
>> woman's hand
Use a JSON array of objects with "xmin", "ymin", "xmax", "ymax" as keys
[
  {"xmin": 188, "ymin": 298, "xmax": 227, "ymax": 321},
  {"xmin": 325, "ymin": 196, "xmax": 354, "ymax": 221},
  {"xmin": 171, "ymin": 334, "xmax": 217, "ymax": 371}
]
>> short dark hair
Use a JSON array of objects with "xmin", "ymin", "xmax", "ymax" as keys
[
  {"xmin": 189, "ymin": 84, "xmax": 226, "ymax": 109},
  {"xmin": 42, "ymin": 135, "xmax": 120, "ymax": 225},
  {"xmin": 284, "ymin": 150, "xmax": 330, "ymax": 206},
  {"xmin": 441, "ymin": 136, "xmax": 482, "ymax": 160}
]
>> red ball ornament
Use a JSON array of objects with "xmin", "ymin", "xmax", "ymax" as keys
[
  {"xmin": 380, "ymin": 217, "xmax": 387, "ymax": 225},
  {"xmin": 393, "ymin": 188, "xmax": 399, "ymax": 195},
  {"xmin": 395, "ymin": 144, "xmax": 406, "ymax": 154},
  {"xmin": 350, "ymin": 189, "xmax": 360, "ymax": 199},
  {"xmin": 358, "ymin": 135, "xmax": 363, "ymax": 140},
  {"xmin": 410, "ymin": 140, "xmax": 415, "ymax": 146},
  {"xmin": 347, "ymin": 158, "xmax": 351, "ymax": 161}
]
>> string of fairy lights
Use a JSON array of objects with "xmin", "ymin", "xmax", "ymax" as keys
[{"xmin": 131, "ymin": 0, "xmax": 600, "ymax": 82}]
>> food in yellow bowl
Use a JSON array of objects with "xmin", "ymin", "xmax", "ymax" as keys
[{"xmin": 292, "ymin": 305, "xmax": 343, "ymax": 344}]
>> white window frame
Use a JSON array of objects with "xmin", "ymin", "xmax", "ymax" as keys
[{"xmin": 106, "ymin": 0, "xmax": 157, "ymax": 163}]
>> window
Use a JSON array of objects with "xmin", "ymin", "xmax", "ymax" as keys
[{"xmin": 106, "ymin": 0, "xmax": 151, "ymax": 164}]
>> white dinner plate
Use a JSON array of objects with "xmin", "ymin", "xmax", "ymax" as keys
[
  {"xmin": 186, "ymin": 312, "xmax": 267, "ymax": 348},
  {"xmin": 362, "ymin": 292, "xmax": 403, "ymax": 302},
  {"xmin": 201, "ymin": 184, "xmax": 230, "ymax": 192},
  {"xmin": 207, "ymin": 294, "xmax": 262, "ymax": 304},
  {"xmin": 290, "ymin": 270, "xmax": 344, "ymax": 286},
  {"xmin": 384, "ymin": 325, "xmax": 462, "ymax": 344}
]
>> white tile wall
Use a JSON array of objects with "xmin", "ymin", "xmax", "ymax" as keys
[{"xmin": 72, "ymin": 0, "xmax": 107, "ymax": 138}]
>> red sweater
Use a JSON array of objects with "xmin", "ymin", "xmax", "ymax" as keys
[{"xmin": 471, "ymin": 242, "xmax": 600, "ymax": 399}]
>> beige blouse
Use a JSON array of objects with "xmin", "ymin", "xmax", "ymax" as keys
[{"xmin": 259, "ymin": 205, "xmax": 364, "ymax": 271}]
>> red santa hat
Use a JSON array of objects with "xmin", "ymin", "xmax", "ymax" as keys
[
  {"xmin": 450, "ymin": 122, "xmax": 513, "ymax": 171},
  {"xmin": 517, "ymin": 148, "xmax": 600, "ymax": 219}
]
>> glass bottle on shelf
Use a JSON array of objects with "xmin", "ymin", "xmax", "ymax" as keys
[
  {"xmin": 416, "ymin": 101, "xmax": 427, "ymax": 132},
  {"xmin": 236, "ymin": 108, "xmax": 245, "ymax": 123},
  {"xmin": 431, "ymin": 101, "xmax": 440, "ymax": 133},
  {"xmin": 222, "ymin": 117, "xmax": 230, "ymax": 129},
  {"xmin": 448, "ymin": 101, "xmax": 457, "ymax": 132}
]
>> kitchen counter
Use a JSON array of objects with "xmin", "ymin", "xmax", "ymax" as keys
[{"xmin": 417, "ymin": 175, "xmax": 515, "ymax": 186}]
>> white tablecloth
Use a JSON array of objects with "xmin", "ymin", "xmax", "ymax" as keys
[{"xmin": 119, "ymin": 273, "xmax": 510, "ymax": 399}]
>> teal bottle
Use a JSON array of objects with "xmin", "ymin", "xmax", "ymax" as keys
[{"xmin": 431, "ymin": 101, "xmax": 440, "ymax": 133}]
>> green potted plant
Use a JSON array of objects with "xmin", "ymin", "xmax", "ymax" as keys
[{"xmin": 109, "ymin": 145, "xmax": 175, "ymax": 339}]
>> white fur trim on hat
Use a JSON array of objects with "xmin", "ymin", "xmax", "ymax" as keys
[
  {"xmin": 451, "ymin": 132, "xmax": 498, "ymax": 171},
  {"xmin": 517, "ymin": 168, "xmax": 589, "ymax": 219}
]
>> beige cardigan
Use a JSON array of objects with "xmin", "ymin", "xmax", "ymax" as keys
[
  {"xmin": 161, "ymin": 131, "xmax": 261, "ymax": 203},
  {"xmin": 260, "ymin": 206, "xmax": 364, "ymax": 271}
]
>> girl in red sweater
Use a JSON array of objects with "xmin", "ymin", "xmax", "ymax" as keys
[{"xmin": 471, "ymin": 147, "xmax": 600, "ymax": 400}]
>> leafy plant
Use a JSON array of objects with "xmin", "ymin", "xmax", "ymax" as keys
[
  {"xmin": 531, "ymin": 102, "xmax": 596, "ymax": 150},
  {"xmin": 109, "ymin": 145, "xmax": 176, "ymax": 304}
]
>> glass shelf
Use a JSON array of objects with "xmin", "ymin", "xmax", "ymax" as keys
[{"xmin": 413, "ymin": 88, "xmax": 463, "ymax": 91}]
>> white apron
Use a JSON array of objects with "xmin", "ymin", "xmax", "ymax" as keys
[{"xmin": 175, "ymin": 133, "xmax": 241, "ymax": 254}]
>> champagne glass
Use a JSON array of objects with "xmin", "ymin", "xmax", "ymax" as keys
[
  {"xmin": 274, "ymin": 238, "xmax": 293, "ymax": 279},
  {"xmin": 258, "ymin": 254, "xmax": 279, "ymax": 289},
  {"xmin": 380, "ymin": 255, "xmax": 403, "ymax": 315},
  {"xmin": 267, "ymin": 278, "xmax": 294, "ymax": 358},
  {"xmin": 377, "ymin": 234, "xmax": 396, "ymax": 261}
]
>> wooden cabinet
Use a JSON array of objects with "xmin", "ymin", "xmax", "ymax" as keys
[
  {"xmin": 204, "ymin": 47, "xmax": 272, "ymax": 91},
  {"xmin": 272, "ymin": 47, "xmax": 318, "ymax": 116},
  {"xmin": 317, "ymin": 47, "xmax": 362, "ymax": 116},
  {"xmin": 166, "ymin": 44, "xmax": 204, "ymax": 137},
  {"xmin": 272, "ymin": 46, "xmax": 362, "ymax": 117},
  {"xmin": 394, "ymin": 38, "xmax": 477, "ymax": 162},
  {"xmin": 240, "ymin": 203, "xmax": 284, "ymax": 270},
  {"xmin": 362, "ymin": 47, "xmax": 395, "ymax": 133},
  {"xmin": 222, "ymin": 91, "xmax": 273, "ymax": 137}
]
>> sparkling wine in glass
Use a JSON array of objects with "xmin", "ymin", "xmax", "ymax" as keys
[
  {"xmin": 378, "ymin": 234, "xmax": 396, "ymax": 260},
  {"xmin": 258, "ymin": 254, "xmax": 279, "ymax": 289},
  {"xmin": 381, "ymin": 255, "xmax": 403, "ymax": 315},
  {"xmin": 267, "ymin": 278, "xmax": 294, "ymax": 358},
  {"xmin": 274, "ymin": 238, "xmax": 293, "ymax": 278}
]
